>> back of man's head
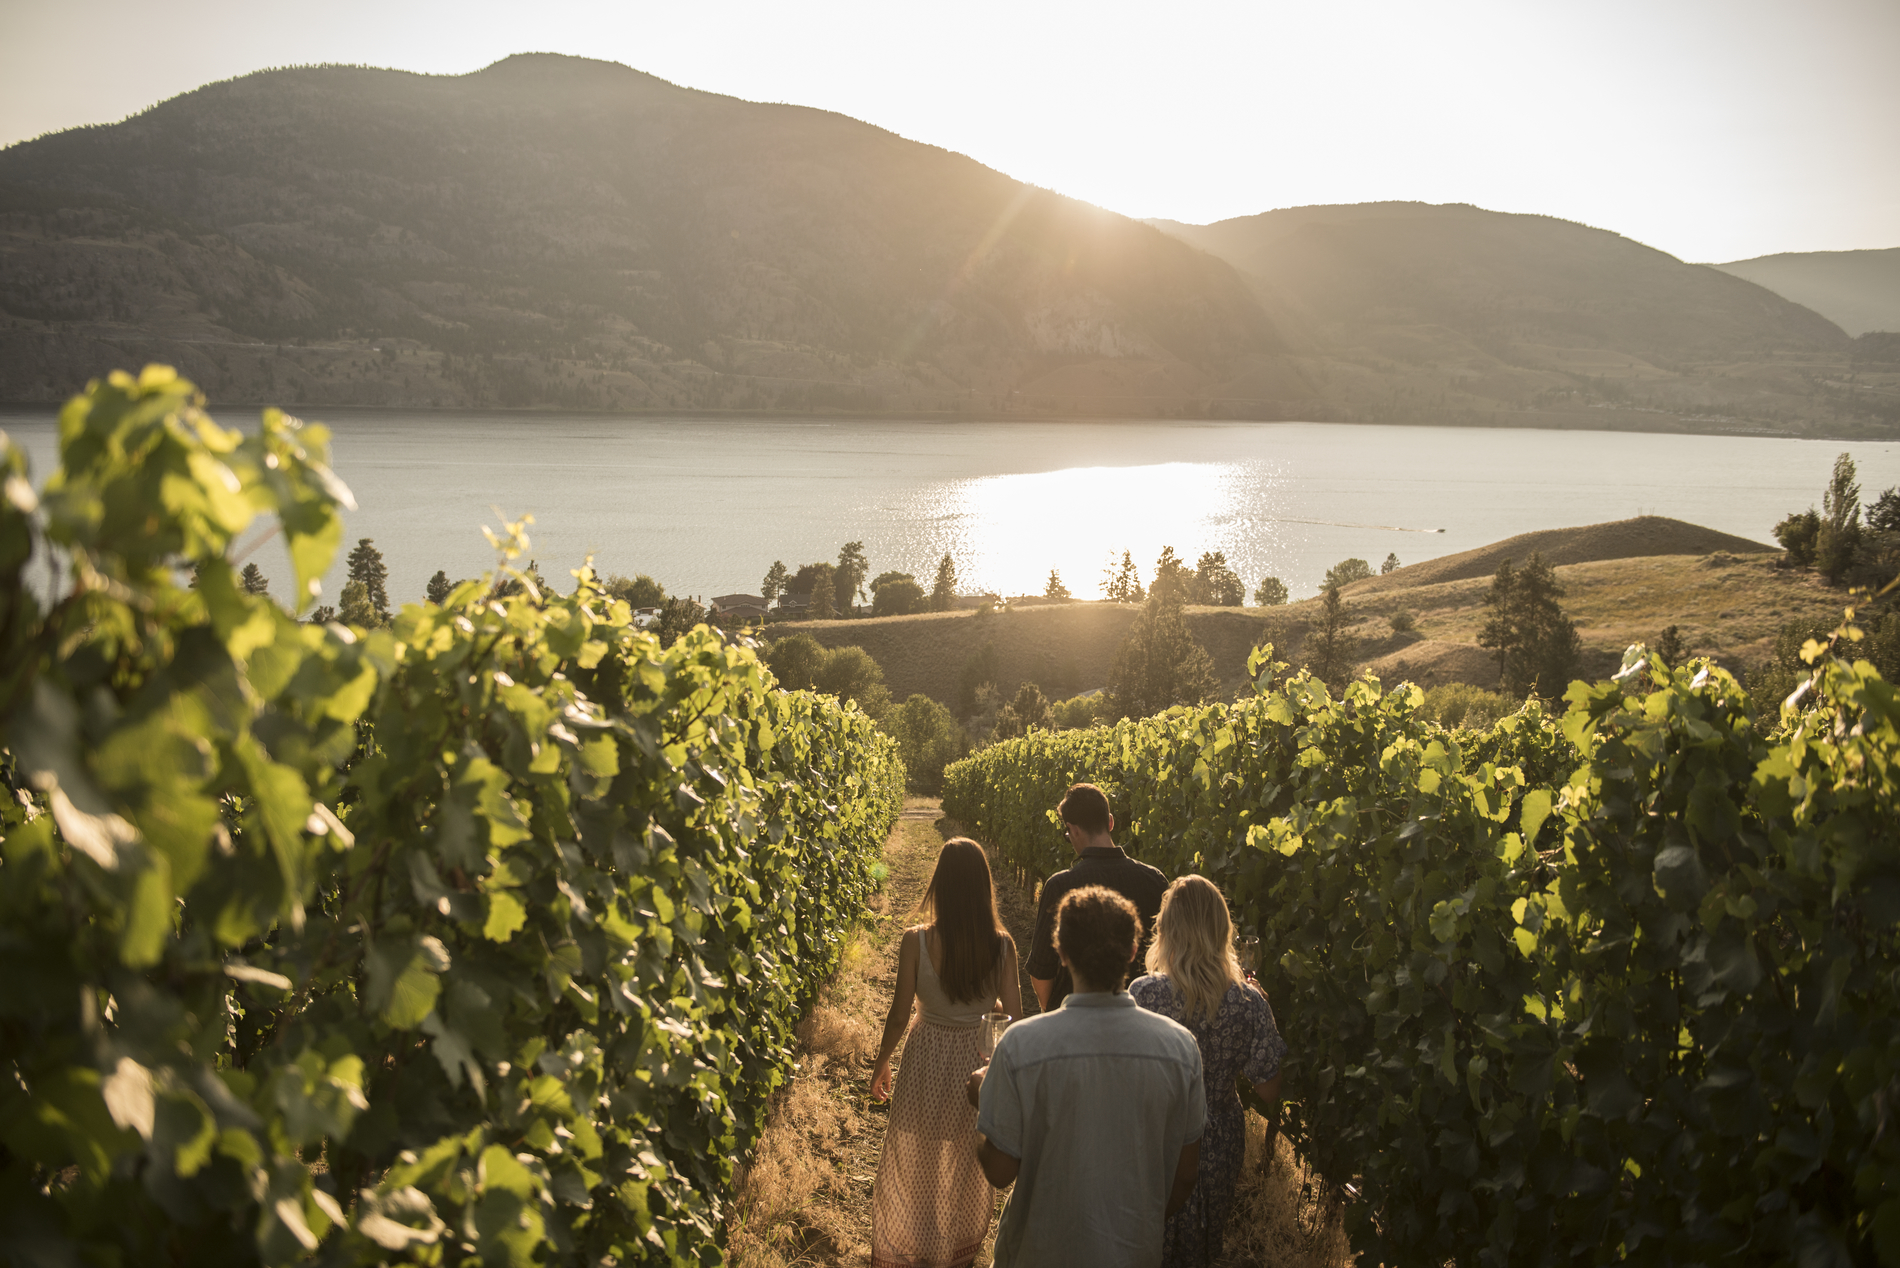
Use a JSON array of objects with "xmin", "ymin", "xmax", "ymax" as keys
[
  {"xmin": 1055, "ymin": 885, "xmax": 1141, "ymax": 991},
  {"xmin": 1058, "ymin": 783, "xmax": 1112, "ymax": 836}
]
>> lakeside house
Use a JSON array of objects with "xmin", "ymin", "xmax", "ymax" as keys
[{"xmin": 710, "ymin": 593, "xmax": 771, "ymax": 624}]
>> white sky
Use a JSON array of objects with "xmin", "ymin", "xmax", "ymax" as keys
[{"xmin": 1, "ymin": 0, "xmax": 1895, "ymax": 262}]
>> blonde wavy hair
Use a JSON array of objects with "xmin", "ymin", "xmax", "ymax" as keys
[{"xmin": 1144, "ymin": 874, "xmax": 1245, "ymax": 1023}]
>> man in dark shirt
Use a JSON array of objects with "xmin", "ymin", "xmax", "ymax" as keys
[{"xmin": 1025, "ymin": 782, "xmax": 1169, "ymax": 1011}]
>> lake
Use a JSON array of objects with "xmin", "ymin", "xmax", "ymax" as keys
[{"xmin": 3, "ymin": 406, "xmax": 1897, "ymax": 610}]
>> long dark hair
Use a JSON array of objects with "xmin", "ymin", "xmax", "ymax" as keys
[{"xmin": 923, "ymin": 838, "xmax": 1011, "ymax": 1004}]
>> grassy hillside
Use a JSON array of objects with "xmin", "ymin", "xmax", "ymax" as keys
[
  {"xmin": 774, "ymin": 517, "xmax": 1847, "ymax": 707},
  {"xmin": 1152, "ymin": 203, "xmax": 1900, "ymax": 437},
  {"xmin": 0, "ymin": 55, "xmax": 1281, "ymax": 413},
  {"xmin": 1715, "ymin": 248, "xmax": 1900, "ymax": 338}
]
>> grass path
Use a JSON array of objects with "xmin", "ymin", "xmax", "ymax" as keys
[{"xmin": 727, "ymin": 798, "xmax": 1351, "ymax": 1267}]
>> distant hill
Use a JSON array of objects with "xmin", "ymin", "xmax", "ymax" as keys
[
  {"xmin": 0, "ymin": 55, "xmax": 1283, "ymax": 413},
  {"xmin": 1713, "ymin": 248, "xmax": 1900, "ymax": 338},
  {"xmin": 1, "ymin": 59, "xmax": 1895, "ymax": 436},
  {"xmin": 1149, "ymin": 204, "xmax": 1898, "ymax": 435},
  {"xmin": 1348, "ymin": 515, "xmax": 1774, "ymax": 594}
]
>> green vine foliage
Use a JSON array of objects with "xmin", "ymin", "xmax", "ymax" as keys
[
  {"xmin": 943, "ymin": 637, "xmax": 1900, "ymax": 1265},
  {"xmin": 0, "ymin": 369, "xmax": 903, "ymax": 1266}
]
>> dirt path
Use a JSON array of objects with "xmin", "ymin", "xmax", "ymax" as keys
[{"xmin": 727, "ymin": 799, "xmax": 1349, "ymax": 1267}]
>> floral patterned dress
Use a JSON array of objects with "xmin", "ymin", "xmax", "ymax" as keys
[{"xmin": 1130, "ymin": 974, "xmax": 1287, "ymax": 1267}]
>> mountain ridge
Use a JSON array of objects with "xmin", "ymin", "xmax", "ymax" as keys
[
  {"xmin": 1712, "ymin": 247, "xmax": 1900, "ymax": 338},
  {"xmin": 1, "ymin": 55, "xmax": 1896, "ymax": 435}
]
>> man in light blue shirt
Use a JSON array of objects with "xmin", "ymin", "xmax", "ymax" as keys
[{"xmin": 968, "ymin": 886, "xmax": 1205, "ymax": 1267}]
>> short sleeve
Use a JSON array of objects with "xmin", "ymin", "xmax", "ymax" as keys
[
  {"xmin": 1023, "ymin": 881, "xmax": 1062, "ymax": 981},
  {"xmin": 976, "ymin": 1035, "xmax": 1025, "ymax": 1158},
  {"xmin": 1240, "ymin": 989, "xmax": 1288, "ymax": 1085}
]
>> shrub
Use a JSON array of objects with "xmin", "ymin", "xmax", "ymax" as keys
[
  {"xmin": 887, "ymin": 694, "xmax": 966, "ymax": 793},
  {"xmin": 1416, "ymin": 681, "xmax": 1520, "ymax": 730}
]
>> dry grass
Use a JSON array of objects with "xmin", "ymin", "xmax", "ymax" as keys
[
  {"xmin": 727, "ymin": 799, "xmax": 947, "ymax": 1268},
  {"xmin": 1217, "ymin": 1118, "xmax": 1356, "ymax": 1268},
  {"xmin": 770, "ymin": 521, "xmax": 1850, "ymax": 705}
]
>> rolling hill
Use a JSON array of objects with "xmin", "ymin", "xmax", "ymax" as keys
[
  {"xmin": 772, "ymin": 516, "xmax": 1824, "ymax": 707},
  {"xmin": 0, "ymin": 55, "xmax": 1284, "ymax": 414},
  {"xmin": 1713, "ymin": 248, "xmax": 1900, "ymax": 338},
  {"xmin": 1, "ymin": 56, "xmax": 1895, "ymax": 435},
  {"xmin": 1149, "ymin": 203, "xmax": 1899, "ymax": 435}
]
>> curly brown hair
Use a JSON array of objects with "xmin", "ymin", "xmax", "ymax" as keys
[
  {"xmin": 1054, "ymin": 885, "xmax": 1141, "ymax": 990},
  {"xmin": 1057, "ymin": 783, "xmax": 1112, "ymax": 835}
]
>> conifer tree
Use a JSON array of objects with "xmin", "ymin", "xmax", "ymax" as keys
[
  {"xmin": 1382, "ymin": 552, "xmax": 1402, "ymax": 575},
  {"xmin": 1303, "ymin": 585, "xmax": 1359, "ymax": 692},
  {"xmin": 426, "ymin": 570, "xmax": 453, "ymax": 604},
  {"xmin": 1106, "ymin": 592, "xmax": 1219, "ymax": 720},
  {"xmin": 1103, "ymin": 551, "xmax": 1144, "ymax": 603},
  {"xmin": 239, "ymin": 562, "xmax": 269, "ymax": 596},
  {"xmin": 346, "ymin": 537, "xmax": 390, "ymax": 625},
  {"xmin": 1478, "ymin": 553, "xmax": 1581, "ymax": 699},
  {"xmin": 1044, "ymin": 569, "xmax": 1070, "ymax": 601},
  {"xmin": 930, "ymin": 554, "xmax": 958, "ymax": 611}
]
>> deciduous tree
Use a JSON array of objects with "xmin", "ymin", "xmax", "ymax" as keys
[
  {"xmin": 836, "ymin": 540, "xmax": 869, "ymax": 614},
  {"xmin": 1774, "ymin": 509, "xmax": 1821, "ymax": 567},
  {"xmin": 762, "ymin": 560, "xmax": 789, "ymax": 607},
  {"xmin": 1193, "ymin": 551, "xmax": 1245, "ymax": 606},
  {"xmin": 808, "ymin": 572, "xmax": 836, "ymax": 620},
  {"xmin": 1254, "ymin": 576, "xmax": 1288, "ymax": 606},
  {"xmin": 1818, "ymin": 452, "xmax": 1862, "ymax": 583},
  {"xmin": 871, "ymin": 573, "xmax": 925, "ymax": 617},
  {"xmin": 604, "ymin": 573, "xmax": 666, "ymax": 608},
  {"xmin": 888, "ymin": 694, "xmax": 966, "ymax": 793},
  {"xmin": 1322, "ymin": 557, "xmax": 1373, "ymax": 592}
]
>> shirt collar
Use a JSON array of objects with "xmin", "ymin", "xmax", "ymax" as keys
[
  {"xmin": 1078, "ymin": 845, "xmax": 1127, "ymax": 861},
  {"xmin": 1059, "ymin": 990, "xmax": 1135, "ymax": 1009}
]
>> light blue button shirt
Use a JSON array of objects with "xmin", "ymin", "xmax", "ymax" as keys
[{"xmin": 977, "ymin": 990, "xmax": 1206, "ymax": 1268}]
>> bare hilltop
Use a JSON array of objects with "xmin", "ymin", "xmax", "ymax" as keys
[{"xmin": 2, "ymin": 55, "xmax": 1897, "ymax": 435}]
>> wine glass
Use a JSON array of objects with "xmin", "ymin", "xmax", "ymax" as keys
[
  {"xmin": 1235, "ymin": 935, "xmax": 1260, "ymax": 974},
  {"xmin": 979, "ymin": 1012, "xmax": 1011, "ymax": 1060}
]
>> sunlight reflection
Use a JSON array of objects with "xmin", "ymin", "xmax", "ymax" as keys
[{"xmin": 918, "ymin": 461, "xmax": 1283, "ymax": 598}]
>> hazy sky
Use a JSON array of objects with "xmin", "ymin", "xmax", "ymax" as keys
[{"xmin": 2, "ymin": 0, "xmax": 1894, "ymax": 262}]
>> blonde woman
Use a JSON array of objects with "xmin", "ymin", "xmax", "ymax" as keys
[
  {"xmin": 868, "ymin": 838, "xmax": 1022, "ymax": 1268},
  {"xmin": 1131, "ymin": 875, "xmax": 1286, "ymax": 1267}
]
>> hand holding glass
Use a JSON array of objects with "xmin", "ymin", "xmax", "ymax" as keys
[{"xmin": 979, "ymin": 1012, "xmax": 1011, "ymax": 1060}]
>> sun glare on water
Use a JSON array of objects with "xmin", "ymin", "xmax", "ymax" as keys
[{"xmin": 913, "ymin": 460, "xmax": 1274, "ymax": 599}]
